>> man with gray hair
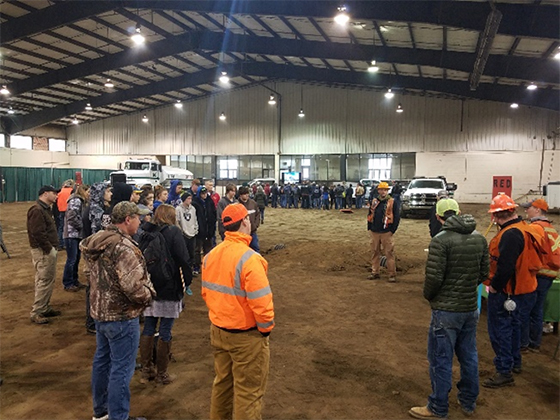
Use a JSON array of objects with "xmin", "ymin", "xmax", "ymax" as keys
[{"xmin": 81, "ymin": 201, "xmax": 154, "ymax": 420}]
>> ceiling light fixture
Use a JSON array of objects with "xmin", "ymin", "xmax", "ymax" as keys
[
  {"xmin": 104, "ymin": 79, "xmax": 114, "ymax": 88},
  {"xmin": 298, "ymin": 108, "xmax": 305, "ymax": 118},
  {"xmin": 334, "ymin": 5, "xmax": 349, "ymax": 26},
  {"xmin": 268, "ymin": 94, "xmax": 276, "ymax": 105},
  {"xmin": 298, "ymin": 85, "xmax": 305, "ymax": 117},
  {"xmin": 0, "ymin": 85, "xmax": 9, "ymax": 95},
  {"xmin": 7, "ymin": 106, "xmax": 14, "ymax": 114},
  {"xmin": 526, "ymin": 82, "xmax": 537, "ymax": 90},
  {"xmin": 396, "ymin": 103, "xmax": 404, "ymax": 113},
  {"xmin": 131, "ymin": 25, "xmax": 145, "ymax": 45},
  {"xmin": 554, "ymin": 51, "xmax": 560, "ymax": 60},
  {"xmin": 85, "ymin": 103, "xmax": 93, "ymax": 111},
  {"xmin": 72, "ymin": 117, "xmax": 80, "ymax": 124},
  {"xmin": 368, "ymin": 60, "xmax": 379, "ymax": 73},
  {"xmin": 219, "ymin": 112, "xmax": 226, "ymax": 121},
  {"xmin": 174, "ymin": 100, "xmax": 183, "ymax": 109},
  {"xmin": 385, "ymin": 88, "xmax": 395, "ymax": 99},
  {"xmin": 219, "ymin": 72, "xmax": 229, "ymax": 83},
  {"xmin": 142, "ymin": 114, "xmax": 149, "ymax": 123},
  {"xmin": 510, "ymin": 103, "xmax": 519, "ymax": 109}
]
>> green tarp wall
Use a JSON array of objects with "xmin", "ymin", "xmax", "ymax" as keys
[{"xmin": 0, "ymin": 167, "xmax": 112, "ymax": 203}]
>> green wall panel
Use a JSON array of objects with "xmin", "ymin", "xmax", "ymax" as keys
[{"xmin": 0, "ymin": 167, "xmax": 112, "ymax": 203}]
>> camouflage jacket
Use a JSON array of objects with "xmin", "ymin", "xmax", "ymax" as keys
[{"xmin": 80, "ymin": 225, "xmax": 155, "ymax": 322}]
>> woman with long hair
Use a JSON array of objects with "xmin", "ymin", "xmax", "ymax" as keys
[
  {"xmin": 139, "ymin": 204, "xmax": 192, "ymax": 385},
  {"xmin": 62, "ymin": 184, "xmax": 89, "ymax": 292}
]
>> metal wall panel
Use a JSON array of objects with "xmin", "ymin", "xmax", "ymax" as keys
[{"xmin": 67, "ymin": 82, "xmax": 559, "ymax": 156}]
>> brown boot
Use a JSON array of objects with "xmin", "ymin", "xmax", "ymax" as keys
[
  {"xmin": 139, "ymin": 335, "xmax": 156, "ymax": 384},
  {"xmin": 155, "ymin": 339, "xmax": 176, "ymax": 385}
]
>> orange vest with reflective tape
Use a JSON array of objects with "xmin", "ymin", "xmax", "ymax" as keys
[
  {"xmin": 201, "ymin": 231, "xmax": 275, "ymax": 333},
  {"xmin": 487, "ymin": 221, "xmax": 540, "ymax": 295},
  {"xmin": 531, "ymin": 220, "xmax": 560, "ymax": 279}
]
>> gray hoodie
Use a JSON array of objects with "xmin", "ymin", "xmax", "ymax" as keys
[{"xmin": 176, "ymin": 203, "xmax": 198, "ymax": 238}]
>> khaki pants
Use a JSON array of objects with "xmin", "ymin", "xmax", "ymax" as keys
[
  {"xmin": 210, "ymin": 324, "xmax": 270, "ymax": 420},
  {"xmin": 369, "ymin": 231, "xmax": 396, "ymax": 277},
  {"xmin": 30, "ymin": 247, "xmax": 57, "ymax": 317}
]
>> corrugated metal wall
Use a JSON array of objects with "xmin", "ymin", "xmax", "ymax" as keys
[{"xmin": 67, "ymin": 82, "xmax": 559, "ymax": 156}]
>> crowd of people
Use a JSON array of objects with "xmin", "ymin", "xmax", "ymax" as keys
[
  {"xmin": 23, "ymin": 175, "xmax": 558, "ymax": 420},
  {"xmin": 249, "ymin": 179, "xmax": 405, "ymax": 211}
]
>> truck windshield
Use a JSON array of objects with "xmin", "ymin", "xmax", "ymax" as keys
[
  {"xmin": 124, "ymin": 162, "xmax": 149, "ymax": 170},
  {"xmin": 409, "ymin": 180, "xmax": 444, "ymax": 189}
]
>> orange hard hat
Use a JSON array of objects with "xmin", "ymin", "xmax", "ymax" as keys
[
  {"xmin": 377, "ymin": 181, "xmax": 390, "ymax": 190},
  {"xmin": 488, "ymin": 193, "xmax": 518, "ymax": 213}
]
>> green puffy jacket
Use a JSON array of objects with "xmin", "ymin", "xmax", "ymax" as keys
[{"xmin": 424, "ymin": 214, "xmax": 489, "ymax": 312}]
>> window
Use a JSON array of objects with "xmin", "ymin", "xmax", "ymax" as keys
[
  {"xmin": 0, "ymin": 133, "xmax": 5, "ymax": 148},
  {"xmin": 301, "ymin": 158, "xmax": 310, "ymax": 166},
  {"xmin": 368, "ymin": 156, "xmax": 392, "ymax": 180},
  {"xmin": 219, "ymin": 158, "xmax": 238, "ymax": 179},
  {"xmin": 10, "ymin": 135, "xmax": 32, "ymax": 150},
  {"xmin": 48, "ymin": 138, "xmax": 66, "ymax": 152},
  {"xmin": 302, "ymin": 167, "xmax": 310, "ymax": 180}
]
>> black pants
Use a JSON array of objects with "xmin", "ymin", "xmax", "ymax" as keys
[
  {"xmin": 183, "ymin": 236, "xmax": 196, "ymax": 267},
  {"xmin": 195, "ymin": 237, "xmax": 213, "ymax": 268}
]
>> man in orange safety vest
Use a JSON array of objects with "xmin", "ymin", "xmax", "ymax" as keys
[{"xmin": 201, "ymin": 203, "xmax": 275, "ymax": 420}]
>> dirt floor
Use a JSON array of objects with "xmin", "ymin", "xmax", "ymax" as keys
[{"xmin": 0, "ymin": 202, "xmax": 559, "ymax": 420}]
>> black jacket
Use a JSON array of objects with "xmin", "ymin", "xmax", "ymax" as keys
[
  {"xmin": 142, "ymin": 222, "xmax": 191, "ymax": 301},
  {"xmin": 193, "ymin": 196, "xmax": 217, "ymax": 240}
]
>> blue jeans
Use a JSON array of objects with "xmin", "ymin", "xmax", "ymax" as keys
[
  {"xmin": 249, "ymin": 233, "xmax": 260, "ymax": 254},
  {"xmin": 92, "ymin": 318, "xmax": 140, "ymax": 420},
  {"xmin": 487, "ymin": 291, "xmax": 535, "ymax": 373},
  {"xmin": 271, "ymin": 195, "xmax": 278, "ymax": 208},
  {"xmin": 57, "ymin": 213, "xmax": 65, "ymax": 248},
  {"xmin": 521, "ymin": 276, "xmax": 553, "ymax": 348},
  {"xmin": 322, "ymin": 199, "xmax": 329, "ymax": 210},
  {"xmin": 427, "ymin": 310, "xmax": 479, "ymax": 417},
  {"xmin": 142, "ymin": 316, "xmax": 175, "ymax": 342},
  {"xmin": 335, "ymin": 197, "xmax": 343, "ymax": 209},
  {"xmin": 62, "ymin": 238, "xmax": 81, "ymax": 288},
  {"xmin": 259, "ymin": 207, "xmax": 265, "ymax": 223},
  {"xmin": 356, "ymin": 196, "xmax": 364, "ymax": 209}
]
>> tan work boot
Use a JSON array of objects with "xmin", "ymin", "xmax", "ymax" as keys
[
  {"xmin": 139, "ymin": 335, "xmax": 156, "ymax": 384},
  {"xmin": 409, "ymin": 406, "xmax": 445, "ymax": 419},
  {"xmin": 155, "ymin": 339, "xmax": 176, "ymax": 385}
]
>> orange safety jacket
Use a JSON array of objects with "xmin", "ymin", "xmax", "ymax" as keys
[
  {"xmin": 201, "ymin": 230, "xmax": 275, "ymax": 334},
  {"xmin": 57, "ymin": 186, "xmax": 73, "ymax": 212},
  {"xmin": 486, "ymin": 221, "xmax": 541, "ymax": 295},
  {"xmin": 531, "ymin": 219, "xmax": 560, "ymax": 279}
]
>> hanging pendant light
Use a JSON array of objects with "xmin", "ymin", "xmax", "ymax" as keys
[
  {"xmin": 104, "ymin": 79, "xmax": 114, "ymax": 88},
  {"xmin": 174, "ymin": 100, "xmax": 183, "ymax": 109},
  {"xmin": 0, "ymin": 85, "xmax": 10, "ymax": 95},
  {"xmin": 131, "ymin": 25, "xmax": 145, "ymax": 45},
  {"xmin": 385, "ymin": 88, "xmax": 395, "ymax": 99},
  {"xmin": 334, "ymin": 6, "xmax": 349, "ymax": 25},
  {"xmin": 219, "ymin": 72, "xmax": 229, "ymax": 83},
  {"xmin": 268, "ymin": 94, "xmax": 276, "ymax": 105},
  {"xmin": 396, "ymin": 103, "xmax": 404, "ymax": 113},
  {"xmin": 142, "ymin": 114, "xmax": 149, "ymax": 123},
  {"xmin": 368, "ymin": 60, "xmax": 379, "ymax": 73},
  {"xmin": 85, "ymin": 103, "xmax": 93, "ymax": 111},
  {"xmin": 219, "ymin": 112, "xmax": 226, "ymax": 121}
]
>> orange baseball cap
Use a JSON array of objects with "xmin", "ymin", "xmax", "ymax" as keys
[
  {"xmin": 521, "ymin": 198, "xmax": 548, "ymax": 212},
  {"xmin": 222, "ymin": 203, "xmax": 248, "ymax": 226}
]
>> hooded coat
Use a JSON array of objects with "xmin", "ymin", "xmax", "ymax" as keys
[
  {"xmin": 424, "ymin": 214, "xmax": 489, "ymax": 312},
  {"xmin": 192, "ymin": 191, "xmax": 217, "ymax": 240},
  {"xmin": 166, "ymin": 180, "xmax": 183, "ymax": 208},
  {"xmin": 87, "ymin": 182, "xmax": 111, "ymax": 235}
]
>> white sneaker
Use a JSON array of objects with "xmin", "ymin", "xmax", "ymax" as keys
[
  {"xmin": 93, "ymin": 415, "xmax": 108, "ymax": 420},
  {"xmin": 543, "ymin": 322, "xmax": 554, "ymax": 334}
]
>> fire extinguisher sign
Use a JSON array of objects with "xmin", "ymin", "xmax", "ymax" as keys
[{"xmin": 492, "ymin": 176, "xmax": 512, "ymax": 198}]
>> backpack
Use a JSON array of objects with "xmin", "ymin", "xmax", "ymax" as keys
[{"xmin": 139, "ymin": 226, "xmax": 175, "ymax": 290}]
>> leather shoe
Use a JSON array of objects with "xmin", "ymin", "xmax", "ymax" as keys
[
  {"xmin": 64, "ymin": 285, "xmax": 80, "ymax": 292},
  {"xmin": 30, "ymin": 314, "xmax": 49, "ymax": 324},
  {"xmin": 42, "ymin": 308, "xmax": 62, "ymax": 317}
]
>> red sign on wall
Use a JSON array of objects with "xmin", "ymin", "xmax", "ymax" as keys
[{"xmin": 492, "ymin": 176, "xmax": 512, "ymax": 198}]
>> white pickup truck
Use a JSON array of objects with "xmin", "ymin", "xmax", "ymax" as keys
[
  {"xmin": 401, "ymin": 177, "xmax": 457, "ymax": 217},
  {"xmin": 110, "ymin": 159, "xmax": 194, "ymax": 187}
]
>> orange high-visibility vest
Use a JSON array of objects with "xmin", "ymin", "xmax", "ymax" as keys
[
  {"xmin": 57, "ymin": 186, "xmax": 73, "ymax": 212},
  {"xmin": 531, "ymin": 220, "xmax": 560, "ymax": 279},
  {"xmin": 201, "ymin": 231, "xmax": 274, "ymax": 333},
  {"xmin": 486, "ymin": 221, "xmax": 541, "ymax": 295}
]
